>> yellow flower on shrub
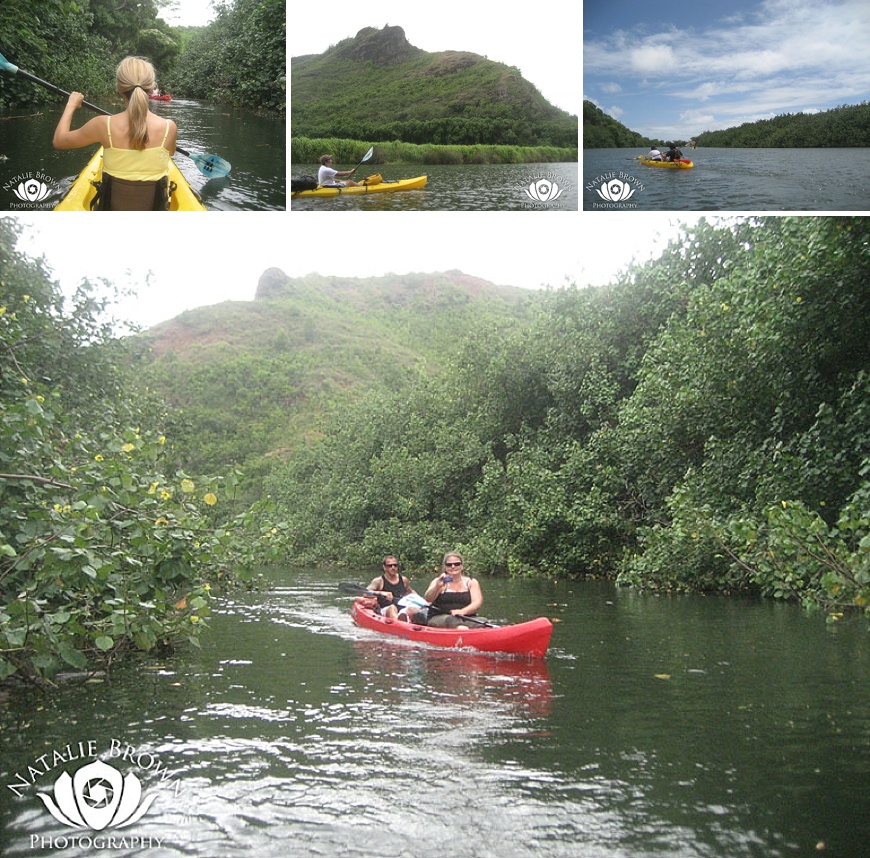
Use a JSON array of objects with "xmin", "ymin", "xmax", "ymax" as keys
[
  {"xmin": 94, "ymin": 454, "xmax": 104, "ymax": 462},
  {"xmin": 122, "ymin": 443, "xmax": 135, "ymax": 453},
  {"xmin": 181, "ymin": 478, "xmax": 195, "ymax": 493},
  {"xmin": 203, "ymin": 492, "xmax": 218, "ymax": 506}
]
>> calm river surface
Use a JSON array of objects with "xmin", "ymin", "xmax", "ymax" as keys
[
  {"xmin": 2, "ymin": 569, "xmax": 868, "ymax": 857},
  {"xmin": 584, "ymin": 148, "xmax": 870, "ymax": 211},
  {"xmin": 0, "ymin": 99, "xmax": 285, "ymax": 211},
  {"xmin": 290, "ymin": 163, "xmax": 578, "ymax": 211}
]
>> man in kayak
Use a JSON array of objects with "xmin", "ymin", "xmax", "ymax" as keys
[
  {"xmin": 663, "ymin": 142, "xmax": 683, "ymax": 162},
  {"xmin": 366, "ymin": 556, "xmax": 422, "ymax": 620},
  {"xmin": 52, "ymin": 56, "xmax": 178, "ymax": 210},
  {"xmin": 317, "ymin": 155, "xmax": 361, "ymax": 188},
  {"xmin": 646, "ymin": 146, "xmax": 664, "ymax": 161}
]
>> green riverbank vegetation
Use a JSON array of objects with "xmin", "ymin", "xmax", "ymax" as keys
[
  {"xmin": 695, "ymin": 102, "xmax": 870, "ymax": 147},
  {"xmin": 292, "ymin": 137, "xmax": 577, "ymax": 167},
  {"xmin": 265, "ymin": 218, "xmax": 870, "ymax": 622},
  {"xmin": 0, "ymin": 0, "xmax": 285, "ymax": 112},
  {"xmin": 0, "ymin": 220, "xmax": 284, "ymax": 686}
]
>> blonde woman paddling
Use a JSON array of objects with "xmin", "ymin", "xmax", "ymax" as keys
[{"xmin": 53, "ymin": 56, "xmax": 178, "ymax": 210}]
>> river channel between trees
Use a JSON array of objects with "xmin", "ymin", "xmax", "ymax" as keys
[
  {"xmin": 1, "ymin": 569, "xmax": 867, "ymax": 856},
  {"xmin": 0, "ymin": 99, "xmax": 285, "ymax": 211}
]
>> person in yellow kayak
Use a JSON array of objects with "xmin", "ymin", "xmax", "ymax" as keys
[
  {"xmin": 646, "ymin": 146, "xmax": 664, "ymax": 161},
  {"xmin": 52, "ymin": 56, "xmax": 178, "ymax": 210},
  {"xmin": 663, "ymin": 142, "xmax": 683, "ymax": 162},
  {"xmin": 317, "ymin": 155, "xmax": 362, "ymax": 188}
]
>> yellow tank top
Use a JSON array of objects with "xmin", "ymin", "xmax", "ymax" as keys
[{"xmin": 102, "ymin": 116, "xmax": 171, "ymax": 181}]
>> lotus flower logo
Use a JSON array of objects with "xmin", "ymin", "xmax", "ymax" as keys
[
  {"xmin": 595, "ymin": 179, "xmax": 635, "ymax": 202},
  {"xmin": 37, "ymin": 760, "xmax": 156, "ymax": 830},
  {"xmin": 525, "ymin": 179, "xmax": 564, "ymax": 202},
  {"xmin": 12, "ymin": 180, "xmax": 50, "ymax": 203}
]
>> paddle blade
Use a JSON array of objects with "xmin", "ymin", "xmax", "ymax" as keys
[
  {"xmin": 188, "ymin": 151, "xmax": 231, "ymax": 178},
  {"xmin": 0, "ymin": 52, "xmax": 19, "ymax": 74},
  {"xmin": 361, "ymin": 146, "xmax": 374, "ymax": 163}
]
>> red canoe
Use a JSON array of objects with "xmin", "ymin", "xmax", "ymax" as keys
[
  {"xmin": 149, "ymin": 94, "xmax": 172, "ymax": 101},
  {"xmin": 350, "ymin": 598, "xmax": 552, "ymax": 658}
]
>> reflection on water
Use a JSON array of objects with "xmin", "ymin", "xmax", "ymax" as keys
[
  {"xmin": 290, "ymin": 163, "xmax": 579, "ymax": 211},
  {"xmin": 1, "ymin": 569, "xmax": 868, "ymax": 857}
]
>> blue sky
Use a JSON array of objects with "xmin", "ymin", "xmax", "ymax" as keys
[{"xmin": 584, "ymin": 0, "xmax": 870, "ymax": 141}]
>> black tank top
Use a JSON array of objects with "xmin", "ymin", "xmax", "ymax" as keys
[
  {"xmin": 377, "ymin": 575, "xmax": 409, "ymax": 608},
  {"xmin": 432, "ymin": 579, "xmax": 472, "ymax": 613}
]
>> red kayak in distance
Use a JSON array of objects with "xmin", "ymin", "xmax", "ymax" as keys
[
  {"xmin": 149, "ymin": 94, "xmax": 172, "ymax": 101},
  {"xmin": 350, "ymin": 598, "xmax": 553, "ymax": 658}
]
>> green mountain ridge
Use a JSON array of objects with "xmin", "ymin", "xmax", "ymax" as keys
[
  {"xmin": 291, "ymin": 25, "xmax": 577, "ymax": 147},
  {"xmin": 135, "ymin": 270, "xmax": 532, "ymax": 484}
]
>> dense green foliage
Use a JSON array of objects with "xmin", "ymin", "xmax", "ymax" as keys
[
  {"xmin": 291, "ymin": 137, "xmax": 577, "ymax": 167},
  {"xmin": 0, "ymin": 0, "xmax": 177, "ymax": 108},
  {"xmin": 292, "ymin": 26, "xmax": 576, "ymax": 147},
  {"xmin": 0, "ymin": 220, "xmax": 284, "ymax": 685},
  {"xmin": 266, "ymin": 218, "xmax": 870, "ymax": 621},
  {"xmin": 0, "ymin": 0, "xmax": 284, "ymax": 113},
  {"xmin": 583, "ymin": 100, "xmax": 654, "ymax": 148},
  {"xmin": 695, "ymin": 103, "xmax": 870, "ymax": 147},
  {"xmin": 167, "ymin": 0, "xmax": 285, "ymax": 112}
]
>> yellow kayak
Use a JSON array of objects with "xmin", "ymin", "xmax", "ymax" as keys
[
  {"xmin": 292, "ymin": 175, "xmax": 427, "ymax": 198},
  {"xmin": 55, "ymin": 146, "xmax": 206, "ymax": 211},
  {"xmin": 637, "ymin": 157, "xmax": 694, "ymax": 169}
]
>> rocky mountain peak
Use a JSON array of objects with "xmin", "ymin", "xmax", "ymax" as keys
[{"xmin": 333, "ymin": 25, "xmax": 423, "ymax": 65}]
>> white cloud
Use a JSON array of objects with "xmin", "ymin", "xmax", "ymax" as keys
[{"xmin": 630, "ymin": 44, "xmax": 676, "ymax": 74}]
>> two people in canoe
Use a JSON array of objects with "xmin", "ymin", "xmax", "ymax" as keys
[
  {"xmin": 318, "ymin": 154, "xmax": 361, "ymax": 188},
  {"xmin": 646, "ymin": 142, "xmax": 683, "ymax": 162},
  {"xmin": 366, "ymin": 552, "xmax": 486, "ymax": 629},
  {"xmin": 52, "ymin": 56, "xmax": 178, "ymax": 210}
]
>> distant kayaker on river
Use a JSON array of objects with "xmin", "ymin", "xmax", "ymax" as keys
[
  {"xmin": 52, "ymin": 56, "xmax": 178, "ymax": 210},
  {"xmin": 317, "ymin": 155, "xmax": 362, "ymax": 187}
]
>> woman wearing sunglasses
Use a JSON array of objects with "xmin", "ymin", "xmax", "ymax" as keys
[{"xmin": 421, "ymin": 552, "xmax": 485, "ymax": 629}]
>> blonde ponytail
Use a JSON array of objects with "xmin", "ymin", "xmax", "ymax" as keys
[{"xmin": 115, "ymin": 56, "xmax": 157, "ymax": 150}]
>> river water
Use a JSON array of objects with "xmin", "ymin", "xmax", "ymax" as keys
[
  {"xmin": 1, "ymin": 568, "xmax": 867, "ymax": 857},
  {"xmin": 0, "ymin": 99, "xmax": 285, "ymax": 211},
  {"xmin": 290, "ymin": 163, "xmax": 578, "ymax": 211},
  {"xmin": 583, "ymin": 148, "xmax": 870, "ymax": 211}
]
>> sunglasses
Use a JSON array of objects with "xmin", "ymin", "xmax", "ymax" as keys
[
  {"xmin": 384, "ymin": 562, "xmax": 398, "ymax": 568},
  {"xmin": 445, "ymin": 561, "xmax": 462, "ymax": 568}
]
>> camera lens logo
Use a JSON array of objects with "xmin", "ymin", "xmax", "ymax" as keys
[
  {"xmin": 12, "ymin": 179, "xmax": 51, "ymax": 203},
  {"xmin": 37, "ymin": 760, "xmax": 157, "ymax": 830},
  {"xmin": 524, "ymin": 179, "xmax": 564, "ymax": 203},
  {"xmin": 595, "ymin": 179, "xmax": 635, "ymax": 202}
]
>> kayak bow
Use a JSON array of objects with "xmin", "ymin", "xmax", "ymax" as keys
[
  {"xmin": 55, "ymin": 146, "xmax": 206, "ymax": 211},
  {"xmin": 350, "ymin": 598, "xmax": 552, "ymax": 658}
]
